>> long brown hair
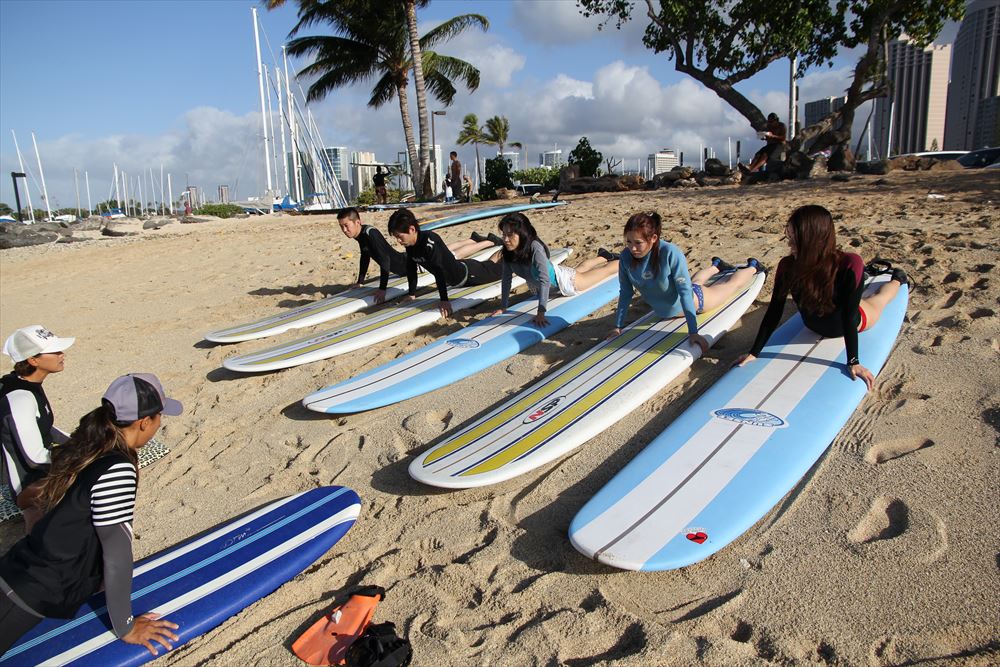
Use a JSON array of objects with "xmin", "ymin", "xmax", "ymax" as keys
[
  {"xmin": 35, "ymin": 403, "xmax": 138, "ymax": 512},
  {"xmin": 786, "ymin": 205, "xmax": 841, "ymax": 315},
  {"xmin": 623, "ymin": 212, "xmax": 662, "ymax": 277}
]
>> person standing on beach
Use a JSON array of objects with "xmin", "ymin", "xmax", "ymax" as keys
[
  {"xmin": 373, "ymin": 166, "xmax": 388, "ymax": 205},
  {"xmin": 0, "ymin": 373, "xmax": 183, "ymax": 657},
  {"xmin": 448, "ymin": 152, "xmax": 462, "ymax": 203},
  {"xmin": 493, "ymin": 212, "xmax": 620, "ymax": 327},
  {"xmin": 741, "ymin": 112, "xmax": 787, "ymax": 174},
  {"xmin": 610, "ymin": 212, "xmax": 764, "ymax": 352},
  {"xmin": 388, "ymin": 208, "xmax": 503, "ymax": 318},
  {"xmin": 734, "ymin": 204, "xmax": 908, "ymax": 390},
  {"xmin": 1, "ymin": 326, "xmax": 75, "ymax": 534},
  {"xmin": 338, "ymin": 208, "xmax": 492, "ymax": 304}
]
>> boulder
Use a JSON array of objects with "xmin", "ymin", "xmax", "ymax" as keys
[
  {"xmin": 143, "ymin": 217, "xmax": 173, "ymax": 230},
  {"xmin": 494, "ymin": 188, "xmax": 518, "ymax": 200},
  {"xmin": 0, "ymin": 225, "xmax": 60, "ymax": 249},
  {"xmin": 560, "ymin": 175, "xmax": 625, "ymax": 194},
  {"xmin": 703, "ymin": 158, "xmax": 729, "ymax": 177},
  {"xmin": 807, "ymin": 154, "xmax": 829, "ymax": 178},
  {"xmin": 558, "ymin": 164, "xmax": 581, "ymax": 190},
  {"xmin": 856, "ymin": 160, "xmax": 890, "ymax": 175},
  {"xmin": 618, "ymin": 174, "xmax": 644, "ymax": 190},
  {"xmin": 676, "ymin": 178, "xmax": 699, "ymax": 187},
  {"xmin": 828, "ymin": 146, "xmax": 856, "ymax": 171},
  {"xmin": 928, "ymin": 159, "xmax": 964, "ymax": 172}
]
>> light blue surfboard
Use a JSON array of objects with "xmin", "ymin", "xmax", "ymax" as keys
[
  {"xmin": 302, "ymin": 275, "xmax": 618, "ymax": 413},
  {"xmin": 419, "ymin": 201, "xmax": 567, "ymax": 231},
  {"xmin": 570, "ymin": 274, "xmax": 908, "ymax": 571},
  {"xmin": 2, "ymin": 486, "xmax": 361, "ymax": 666}
]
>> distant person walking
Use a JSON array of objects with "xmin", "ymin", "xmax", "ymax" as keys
[
  {"xmin": 741, "ymin": 112, "xmax": 787, "ymax": 175},
  {"xmin": 448, "ymin": 152, "xmax": 462, "ymax": 203},
  {"xmin": 373, "ymin": 166, "xmax": 388, "ymax": 205}
]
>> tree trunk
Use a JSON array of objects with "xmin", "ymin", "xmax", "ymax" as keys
[
  {"xmin": 405, "ymin": 0, "xmax": 431, "ymax": 199},
  {"xmin": 397, "ymin": 83, "xmax": 419, "ymax": 196}
]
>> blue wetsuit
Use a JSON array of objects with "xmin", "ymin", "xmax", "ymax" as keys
[{"xmin": 616, "ymin": 240, "xmax": 699, "ymax": 333}]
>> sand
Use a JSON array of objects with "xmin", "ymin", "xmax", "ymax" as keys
[{"xmin": 1, "ymin": 170, "xmax": 998, "ymax": 666}]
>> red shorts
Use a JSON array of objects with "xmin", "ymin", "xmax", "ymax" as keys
[{"xmin": 858, "ymin": 306, "xmax": 868, "ymax": 332}]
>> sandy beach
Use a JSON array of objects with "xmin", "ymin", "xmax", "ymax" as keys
[{"xmin": 1, "ymin": 170, "xmax": 998, "ymax": 666}]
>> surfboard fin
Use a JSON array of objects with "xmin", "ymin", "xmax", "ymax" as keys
[{"xmin": 292, "ymin": 585, "xmax": 386, "ymax": 666}]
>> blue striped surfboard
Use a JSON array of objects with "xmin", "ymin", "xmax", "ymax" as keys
[
  {"xmin": 302, "ymin": 275, "xmax": 619, "ymax": 414},
  {"xmin": 570, "ymin": 275, "xmax": 908, "ymax": 571},
  {"xmin": 418, "ymin": 201, "xmax": 567, "ymax": 231},
  {"xmin": 2, "ymin": 486, "xmax": 361, "ymax": 666}
]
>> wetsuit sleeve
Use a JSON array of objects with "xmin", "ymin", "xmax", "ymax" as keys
[
  {"xmin": 838, "ymin": 262, "xmax": 865, "ymax": 365},
  {"xmin": 531, "ymin": 243, "xmax": 551, "ymax": 314},
  {"xmin": 367, "ymin": 228, "xmax": 398, "ymax": 292},
  {"xmin": 406, "ymin": 252, "xmax": 419, "ymax": 296},
  {"xmin": 5, "ymin": 391, "xmax": 52, "ymax": 469},
  {"xmin": 50, "ymin": 426, "xmax": 70, "ymax": 445},
  {"xmin": 615, "ymin": 257, "xmax": 633, "ymax": 328},
  {"xmin": 500, "ymin": 260, "xmax": 513, "ymax": 310},
  {"xmin": 429, "ymin": 234, "xmax": 452, "ymax": 302},
  {"xmin": 356, "ymin": 233, "xmax": 372, "ymax": 285},
  {"xmin": 667, "ymin": 246, "xmax": 699, "ymax": 334},
  {"xmin": 91, "ymin": 461, "xmax": 138, "ymax": 638},
  {"xmin": 749, "ymin": 258, "xmax": 791, "ymax": 356}
]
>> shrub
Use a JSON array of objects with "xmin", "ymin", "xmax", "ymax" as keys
[
  {"xmin": 355, "ymin": 188, "xmax": 407, "ymax": 206},
  {"xmin": 511, "ymin": 167, "xmax": 560, "ymax": 191},
  {"xmin": 196, "ymin": 203, "xmax": 245, "ymax": 219},
  {"xmin": 568, "ymin": 137, "xmax": 603, "ymax": 177},
  {"xmin": 479, "ymin": 155, "xmax": 514, "ymax": 200}
]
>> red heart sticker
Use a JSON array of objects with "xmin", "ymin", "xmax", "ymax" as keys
[{"xmin": 686, "ymin": 531, "xmax": 708, "ymax": 544}]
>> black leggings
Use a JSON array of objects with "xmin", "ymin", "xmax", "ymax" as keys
[
  {"xmin": 0, "ymin": 593, "xmax": 42, "ymax": 656},
  {"xmin": 462, "ymin": 258, "xmax": 503, "ymax": 286}
]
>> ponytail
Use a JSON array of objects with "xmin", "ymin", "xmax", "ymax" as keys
[{"xmin": 624, "ymin": 212, "xmax": 663, "ymax": 277}]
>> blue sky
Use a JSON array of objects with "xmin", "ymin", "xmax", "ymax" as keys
[{"xmin": 0, "ymin": 0, "xmax": 959, "ymax": 211}]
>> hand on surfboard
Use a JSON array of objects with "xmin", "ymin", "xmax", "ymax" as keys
[
  {"xmin": 121, "ymin": 613, "xmax": 179, "ymax": 656},
  {"xmin": 688, "ymin": 333, "xmax": 709, "ymax": 356},
  {"xmin": 439, "ymin": 300, "xmax": 453, "ymax": 318},
  {"xmin": 372, "ymin": 289, "xmax": 386, "ymax": 305},
  {"xmin": 606, "ymin": 327, "xmax": 621, "ymax": 340},
  {"xmin": 533, "ymin": 312, "xmax": 549, "ymax": 328},
  {"xmin": 849, "ymin": 363, "xmax": 875, "ymax": 391},
  {"xmin": 733, "ymin": 353, "xmax": 756, "ymax": 367}
]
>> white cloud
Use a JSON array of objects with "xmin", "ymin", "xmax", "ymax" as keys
[{"xmin": 511, "ymin": 0, "xmax": 604, "ymax": 44}]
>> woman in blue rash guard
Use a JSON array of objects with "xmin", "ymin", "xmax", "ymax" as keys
[
  {"xmin": 0, "ymin": 374, "xmax": 183, "ymax": 658},
  {"xmin": 610, "ymin": 211, "xmax": 764, "ymax": 352}
]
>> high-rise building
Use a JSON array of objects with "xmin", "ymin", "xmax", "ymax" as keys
[
  {"xmin": 218, "ymin": 185, "xmax": 230, "ymax": 204},
  {"xmin": 540, "ymin": 150, "xmax": 563, "ymax": 168},
  {"xmin": 647, "ymin": 149, "xmax": 679, "ymax": 175},
  {"xmin": 944, "ymin": 0, "xmax": 1000, "ymax": 149},
  {"xmin": 351, "ymin": 151, "xmax": 376, "ymax": 201},
  {"xmin": 804, "ymin": 96, "xmax": 847, "ymax": 128},
  {"xmin": 500, "ymin": 151, "xmax": 520, "ymax": 172},
  {"xmin": 872, "ymin": 38, "xmax": 951, "ymax": 156},
  {"xmin": 321, "ymin": 147, "xmax": 351, "ymax": 199},
  {"xmin": 186, "ymin": 186, "xmax": 201, "ymax": 208}
]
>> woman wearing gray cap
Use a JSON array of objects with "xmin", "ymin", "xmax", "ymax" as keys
[
  {"xmin": 1, "ymin": 325, "xmax": 75, "ymax": 532},
  {"xmin": 0, "ymin": 373, "xmax": 183, "ymax": 658}
]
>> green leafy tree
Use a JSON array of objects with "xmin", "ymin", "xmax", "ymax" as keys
[
  {"xmin": 456, "ymin": 113, "xmax": 487, "ymax": 186},
  {"xmin": 271, "ymin": 0, "xmax": 487, "ymax": 197},
  {"xmin": 511, "ymin": 167, "xmax": 560, "ymax": 190},
  {"xmin": 0, "ymin": 203, "xmax": 12, "ymax": 216},
  {"xmin": 579, "ymin": 0, "xmax": 964, "ymax": 162},
  {"xmin": 568, "ymin": 136, "xmax": 603, "ymax": 177},
  {"xmin": 479, "ymin": 155, "xmax": 514, "ymax": 200},
  {"xmin": 482, "ymin": 115, "xmax": 522, "ymax": 157}
]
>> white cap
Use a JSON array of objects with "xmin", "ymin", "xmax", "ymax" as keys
[{"xmin": 3, "ymin": 325, "xmax": 76, "ymax": 362}]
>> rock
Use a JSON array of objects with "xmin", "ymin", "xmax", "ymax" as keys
[
  {"xmin": 720, "ymin": 176, "xmax": 740, "ymax": 185},
  {"xmin": 558, "ymin": 164, "xmax": 580, "ymax": 190},
  {"xmin": 832, "ymin": 173, "xmax": 851, "ymax": 182},
  {"xmin": 653, "ymin": 167, "xmax": 693, "ymax": 187},
  {"xmin": 101, "ymin": 227, "xmax": 136, "ymax": 237},
  {"xmin": 494, "ymin": 188, "xmax": 518, "ymax": 200},
  {"xmin": 703, "ymin": 158, "xmax": 729, "ymax": 177},
  {"xmin": 787, "ymin": 151, "xmax": 815, "ymax": 178},
  {"xmin": 928, "ymin": 159, "xmax": 964, "ymax": 172},
  {"xmin": 676, "ymin": 178, "xmax": 699, "ymax": 187},
  {"xmin": 560, "ymin": 175, "xmax": 624, "ymax": 194},
  {"xmin": 888, "ymin": 156, "xmax": 921, "ymax": 171},
  {"xmin": 828, "ymin": 146, "xmax": 856, "ymax": 171},
  {"xmin": 856, "ymin": 160, "xmax": 889, "ymax": 175},
  {"xmin": 0, "ymin": 226, "xmax": 59, "ymax": 249},
  {"xmin": 143, "ymin": 217, "xmax": 173, "ymax": 230},
  {"xmin": 807, "ymin": 154, "xmax": 828, "ymax": 178},
  {"xmin": 700, "ymin": 177, "xmax": 723, "ymax": 186},
  {"xmin": 180, "ymin": 216, "xmax": 212, "ymax": 224},
  {"xmin": 618, "ymin": 174, "xmax": 644, "ymax": 190}
]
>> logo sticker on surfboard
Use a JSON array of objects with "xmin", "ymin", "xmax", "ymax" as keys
[
  {"xmin": 712, "ymin": 408, "xmax": 787, "ymax": 428},
  {"xmin": 446, "ymin": 338, "xmax": 480, "ymax": 349},
  {"xmin": 685, "ymin": 527, "xmax": 708, "ymax": 544},
  {"xmin": 522, "ymin": 396, "xmax": 566, "ymax": 424}
]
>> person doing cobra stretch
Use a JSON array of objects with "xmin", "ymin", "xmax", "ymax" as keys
[
  {"xmin": 492, "ymin": 211, "xmax": 619, "ymax": 327},
  {"xmin": 734, "ymin": 204, "xmax": 908, "ymax": 391},
  {"xmin": 611, "ymin": 212, "xmax": 764, "ymax": 353}
]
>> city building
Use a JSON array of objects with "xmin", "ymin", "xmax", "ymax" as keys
[
  {"xmin": 185, "ymin": 186, "xmax": 201, "ymax": 208},
  {"xmin": 872, "ymin": 38, "xmax": 951, "ymax": 156},
  {"xmin": 540, "ymin": 149, "xmax": 563, "ymax": 168},
  {"xmin": 804, "ymin": 96, "xmax": 847, "ymax": 128},
  {"xmin": 322, "ymin": 147, "xmax": 351, "ymax": 200},
  {"xmin": 944, "ymin": 0, "xmax": 1000, "ymax": 149},
  {"xmin": 500, "ymin": 151, "xmax": 520, "ymax": 172},
  {"xmin": 218, "ymin": 185, "xmax": 230, "ymax": 204},
  {"xmin": 647, "ymin": 149, "xmax": 679, "ymax": 176},
  {"xmin": 350, "ymin": 150, "xmax": 377, "ymax": 201},
  {"xmin": 287, "ymin": 150, "xmax": 316, "ymax": 199}
]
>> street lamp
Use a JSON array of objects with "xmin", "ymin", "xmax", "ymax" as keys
[{"xmin": 431, "ymin": 110, "xmax": 446, "ymax": 196}]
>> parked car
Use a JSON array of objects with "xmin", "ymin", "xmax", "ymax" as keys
[
  {"xmin": 957, "ymin": 147, "xmax": 1000, "ymax": 168},
  {"xmin": 514, "ymin": 183, "xmax": 545, "ymax": 195},
  {"xmin": 902, "ymin": 150, "xmax": 968, "ymax": 161}
]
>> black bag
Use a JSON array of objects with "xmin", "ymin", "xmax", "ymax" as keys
[{"xmin": 345, "ymin": 621, "xmax": 412, "ymax": 667}]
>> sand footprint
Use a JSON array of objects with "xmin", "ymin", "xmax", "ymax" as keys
[
  {"xmin": 864, "ymin": 437, "xmax": 934, "ymax": 464},
  {"xmin": 847, "ymin": 496, "xmax": 909, "ymax": 544}
]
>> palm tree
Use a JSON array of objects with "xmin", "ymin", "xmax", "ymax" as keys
[
  {"xmin": 270, "ymin": 1, "xmax": 487, "ymax": 197},
  {"xmin": 483, "ymin": 115, "xmax": 523, "ymax": 160},
  {"xmin": 456, "ymin": 113, "xmax": 486, "ymax": 186},
  {"xmin": 404, "ymin": 0, "xmax": 432, "ymax": 198}
]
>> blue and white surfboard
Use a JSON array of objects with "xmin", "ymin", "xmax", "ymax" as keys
[
  {"xmin": 570, "ymin": 275, "xmax": 908, "ymax": 571},
  {"xmin": 2, "ymin": 486, "xmax": 361, "ymax": 666},
  {"xmin": 302, "ymin": 275, "xmax": 618, "ymax": 413},
  {"xmin": 419, "ymin": 201, "xmax": 567, "ymax": 231}
]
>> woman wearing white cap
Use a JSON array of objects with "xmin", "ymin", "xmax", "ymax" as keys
[
  {"xmin": 1, "ymin": 325, "xmax": 75, "ymax": 532},
  {"xmin": 0, "ymin": 373, "xmax": 183, "ymax": 658}
]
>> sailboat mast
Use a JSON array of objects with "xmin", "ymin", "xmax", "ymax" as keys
[
  {"xmin": 167, "ymin": 173, "xmax": 173, "ymax": 215},
  {"xmin": 276, "ymin": 69, "xmax": 290, "ymax": 196},
  {"xmin": 74, "ymin": 168, "xmax": 81, "ymax": 218},
  {"xmin": 85, "ymin": 171, "xmax": 92, "ymax": 216},
  {"xmin": 31, "ymin": 133, "xmax": 53, "ymax": 221},
  {"xmin": 284, "ymin": 45, "xmax": 303, "ymax": 202},
  {"xmin": 10, "ymin": 130, "xmax": 36, "ymax": 222},
  {"xmin": 252, "ymin": 7, "xmax": 273, "ymax": 197}
]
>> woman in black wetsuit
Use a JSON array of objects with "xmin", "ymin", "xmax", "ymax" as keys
[
  {"xmin": 734, "ymin": 205, "xmax": 908, "ymax": 390},
  {"xmin": 0, "ymin": 373, "xmax": 183, "ymax": 658}
]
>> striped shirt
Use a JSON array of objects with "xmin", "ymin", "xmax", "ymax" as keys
[{"xmin": 91, "ymin": 462, "xmax": 137, "ymax": 528}]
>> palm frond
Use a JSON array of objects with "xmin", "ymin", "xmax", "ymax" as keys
[
  {"xmin": 420, "ymin": 14, "xmax": 489, "ymax": 50},
  {"xmin": 426, "ymin": 54, "xmax": 480, "ymax": 93}
]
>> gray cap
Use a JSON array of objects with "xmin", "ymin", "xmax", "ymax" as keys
[{"xmin": 102, "ymin": 373, "xmax": 183, "ymax": 422}]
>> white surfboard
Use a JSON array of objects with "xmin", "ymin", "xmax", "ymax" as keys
[
  {"xmin": 204, "ymin": 247, "xmax": 498, "ymax": 344},
  {"xmin": 570, "ymin": 274, "xmax": 908, "ymax": 571},
  {"xmin": 222, "ymin": 249, "xmax": 571, "ymax": 373},
  {"xmin": 409, "ymin": 269, "xmax": 765, "ymax": 488}
]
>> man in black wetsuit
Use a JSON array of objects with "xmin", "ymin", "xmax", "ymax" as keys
[
  {"xmin": 387, "ymin": 208, "xmax": 502, "ymax": 318},
  {"xmin": 338, "ymin": 207, "xmax": 406, "ymax": 304},
  {"xmin": 372, "ymin": 166, "xmax": 388, "ymax": 204}
]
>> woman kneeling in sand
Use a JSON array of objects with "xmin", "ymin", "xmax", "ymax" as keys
[
  {"xmin": 734, "ymin": 204, "xmax": 908, "ymax": 390},
  {"xmin": 611, "ymin": 211, "xmax": 764, "ymax": 352},
  {"xmin": 492, "ymin": 211, "xmax": 620, "ymax": 327}
]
